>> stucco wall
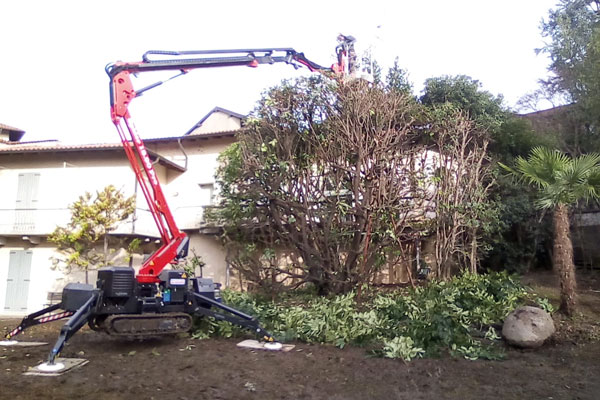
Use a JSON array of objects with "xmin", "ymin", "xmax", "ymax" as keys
[
  {"xmin": 146, "ymin": 137, "xmax": 234, "ymax": 287},
  {"xmin": 188, "ymin": 234, "xmax": 228, "ymax": 286},
  {"xmin": 146, "ymin": 137, "xmax": 234, "ymax": 230},
  {"xmin": 191, "ymin": 112, "xmax": 241, "ymax": 134},
  {"xmin": 0, "ymin": 152, "xmax": 137, "ymax": 236}
]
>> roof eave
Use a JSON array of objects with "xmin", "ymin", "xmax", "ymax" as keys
[{"xmin": 0, "ymin": 144, "xmax": 185, "ymax": 173}]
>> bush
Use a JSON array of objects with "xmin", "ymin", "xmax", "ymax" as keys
[{"xmin": 194, "ymin": 272, "xmax": 546, "ymax": 361}]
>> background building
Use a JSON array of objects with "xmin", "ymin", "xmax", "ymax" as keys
[{"xmin": 0, "ymin": 108, "xmax": 240, "ymax": 315}]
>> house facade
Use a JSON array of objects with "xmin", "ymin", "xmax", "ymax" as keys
[{"xmin": 0, "ymin": 109, "xmax": 239, "ymax": 315}]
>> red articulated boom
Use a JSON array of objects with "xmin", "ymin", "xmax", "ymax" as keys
[
  {"xmin": 107, "ymin": 36, "xmax": 356, "ymax": 284},
  {"xmin": 4, "ymin": 35, "xmax": 356, "ymax": 373},
  {"xmin": 109, "ymin": 67, "xmax": 188, "ymax": 284}
]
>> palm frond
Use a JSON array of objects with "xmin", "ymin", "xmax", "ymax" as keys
[
  {"xmin": 514, "ymin": 156, "xmax": 547, "ymax": 187},
  {"xmin": 562, "ymin": 153, "xmax": 600, "ymax": 185},
  {"xmin": 580, "ymin": 167, "xmax": 600, "ymax": 201},
  {"xmin": 535, "ymin": 195, "xmax": 559, "ymax": 210},
  {"xmin": 498, "ymin": 161, "xmax": 516, "ymax": 175},
  {"xmin": 514, "ymin": 147, "xmax": 568, "ymax": 187},
  {"xmin": 507, "ymin": 147, "xmax": 600, "ymax": 209}
]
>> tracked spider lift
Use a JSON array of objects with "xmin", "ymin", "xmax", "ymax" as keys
[{"xmin": 3, "ymin": 35, "xmax": 356, "ymax": 373}]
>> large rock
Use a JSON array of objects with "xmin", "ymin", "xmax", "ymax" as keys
[{"xmin": 502, "ymin": 306, "xmax": 555, "ymax": 348}]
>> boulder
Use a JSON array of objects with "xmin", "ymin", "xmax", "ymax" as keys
[{"xmin": 502, "ymin": 306, "xmax": 555, "ymax": 348}]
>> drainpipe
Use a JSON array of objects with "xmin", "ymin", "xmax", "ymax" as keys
[{"xmin": 177, "ymin": 138, "xmax": 189, "ymax": 170}]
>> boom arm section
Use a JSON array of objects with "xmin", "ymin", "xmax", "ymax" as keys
[{"xmin": 106, "ymin": 39, "xmax": 355, "ymax": 284}]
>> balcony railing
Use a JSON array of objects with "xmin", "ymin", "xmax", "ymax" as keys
[
  {"xmin": 0, "ymin": 205, "xmax": 210, "ymax": 237},
  {"xmin": 0, "ymin": 208, "xmax": 72, "ymax": 236}
]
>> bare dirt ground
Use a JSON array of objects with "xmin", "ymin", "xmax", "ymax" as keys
[{"xmin": 1, "ymin": 270, "xmax": 599, "ymax": 400}]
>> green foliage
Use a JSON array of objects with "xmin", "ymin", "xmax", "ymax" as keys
[
  {"xmin": 419, "ymin": 76, "xmax": 547, "ymax": 274},
  {"xmin": 422, "ymin": 103, "xmax": 499, "ymax": 275},
  {"xmin": 491, "ymin": 117, "xmax": 558, "ymax": 163},
  {"xmin": 381, "ymin": 336, "xmax": 424, "ymax": 361},
  {"xmin": 48, "ymin": 185, "xmax": 135, "ymax": 279},
  {"xmin": 195, "ymin": 272, "xmax": 542, "ymax": 361},
  {"xmin": 372, "ymin": 272, "xmax": 525, "ymax": 359},
  {"xmin": 535, "ymin": 296, "xmax": 556, "ymax": 313},
  {"xmin": 540, "ymin": 1, "xmax": 600, "ymax": 114},
  {"xmin": 175, "ymin": 250, "xmax": 205, "ymax": 278},
  {"xmin": 481, "ymin": 116, "xmax": 558, "ymax": 273},
  {"xmin": 532, "ymin": 1, "xmax": 600, "ymax": 153},
  {"xmin": 482, "ymin": 174, "xmax": 552, "ymax": 273},
  {"xmin": 502, "ymin": 147, "xmax": 600, "ymax": 208},
  {"xmin": 385, "ymin": 58, "xmax": 413, "ymax": 95},
  {"xmin": 420, "ymin": 75, "xmax": 506, "ymax": 134},
  {"xmin": 127, "ymin": 238, "xmax": 142, "ymax": 261}
]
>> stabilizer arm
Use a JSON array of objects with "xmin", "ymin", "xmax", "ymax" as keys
[
  {"xmin": 191, "ymin": 292, "xmax": 276, "ymax": 342},
  {"xmin": 5, "ymin": 304, "xmax": 73, "ymax": 340},
  {"xmin": 47, "ymin": 292, "xmax": 99, "ymax": 365}
]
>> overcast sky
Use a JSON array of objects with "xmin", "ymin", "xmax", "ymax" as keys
[{"xmin": 1, "ymin": 0, "xmax": 558, "ymax": 144}]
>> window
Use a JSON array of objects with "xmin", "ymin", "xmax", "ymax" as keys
[
  {"xmin": 199, "ymin": 183, "xmax": 214, "ymax": 206},
  {"xmin": 13, "ymin": 173, "xmax": 40, "ymax": 232}
]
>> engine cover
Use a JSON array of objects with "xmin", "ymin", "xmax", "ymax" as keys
[
  {"xmin": 159, "ymin": 270, "xmax": 188, "ymax": 304},
  {"xmin": 62, "ymin": 283, "xmax": 96, "ymax": 312},
  {"xmin": 97, "ymin": 266, "xmax": 135, "ymax": 298}
]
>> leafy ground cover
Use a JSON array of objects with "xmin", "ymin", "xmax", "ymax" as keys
[{"xmin": 196, "ymin": 272, "xmax": 552, "ymax": 361}]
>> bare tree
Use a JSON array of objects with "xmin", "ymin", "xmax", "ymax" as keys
[
  {"xmin": 212, "ymin": 78, "xmax": 494, "ymax": 294},
  {"xmin": 427, "ymin": 106, "xmax": 495, "ymax": 279}
]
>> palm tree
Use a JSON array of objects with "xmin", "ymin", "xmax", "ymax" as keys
[{"xmin": 501, "ymin": 147, "xmax": 600, "ymax": 316}]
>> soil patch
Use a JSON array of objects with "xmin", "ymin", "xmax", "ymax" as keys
[
  {"xmin": 1, "ymin": 270, "xmax": 599, "ymax": 400},
  {"xmin": 2, "ymin": 322, "xmax": 599, "ymax": 400}
]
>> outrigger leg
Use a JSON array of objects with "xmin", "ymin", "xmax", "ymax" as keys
[
  {"xmin": 3, "ymin": 283, "xmax": 101, "ymax": 374},
  {"xmin": 3, "ymin": 303, "xmax": 73, "ymax": 342},
  {"xmin": 191, "ymin": 292, "xmax": 283, "ymax": 350},
  {"xmin": 28, "ymin": 290, "xmax": 99, "ymax": 374},
  {"xmin": 44, "ymin": 292, "xmax": 99, "ymax": 366}
]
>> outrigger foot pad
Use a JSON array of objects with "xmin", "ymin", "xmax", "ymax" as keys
[
  {"xmin": 0, "ymin": 340, "xmax": 47, "ymax": 347},
  {"xmin": 263, "ymin": 341, "xmax": 284, "ymax": 351},
  {"xmin": 236, "ymin": 339, "xmax": 294, "ymax": 352},
  {"xmin": 23, "ymin": 358, "xmax": 89, "ymax": 376},
  {"xmin": 37, "ymin": 362, "xmax": 66, "ymax": 372}
]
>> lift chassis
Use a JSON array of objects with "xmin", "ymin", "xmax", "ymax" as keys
[
  {"xmin": 7, "ymin": 270, "xmax": 276, "ymax": 364},
  {"xmin": 6, "ymin": 36, "xmax": 356, "ymax": 367}
]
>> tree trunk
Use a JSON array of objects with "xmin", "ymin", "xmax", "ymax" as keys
[
  {"xmin": 104, "ymin": 235, "xmax": 109, "ymax": 259},
  {"xmin": 552, "ymin": 204, "xmax": 577, "ymax": 316},
  {"xmin": 469, "ymin": 228, "xmax": 478, "ymax": 274}
]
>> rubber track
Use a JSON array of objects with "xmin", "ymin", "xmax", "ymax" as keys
[{"xmin": 103, "ymin": 312, "xmax": 192, "ymax": 336}]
